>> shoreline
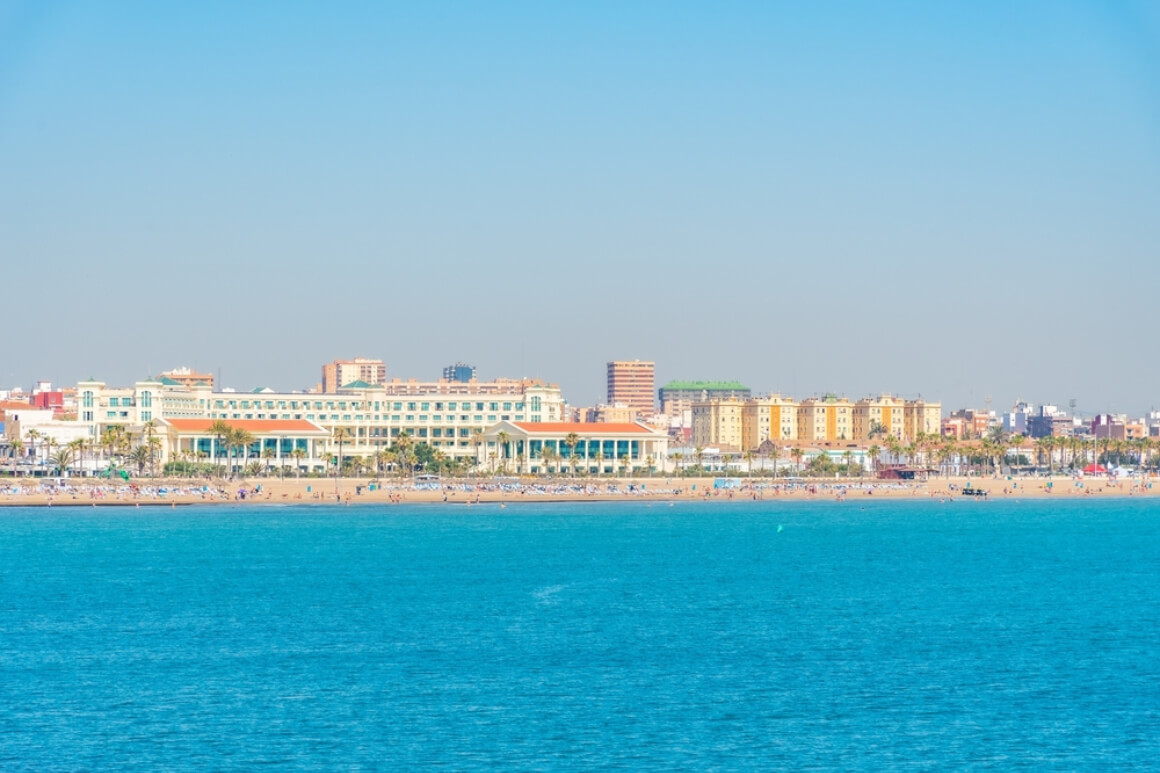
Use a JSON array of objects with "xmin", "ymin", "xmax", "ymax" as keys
[{"xmin": 3, "ymin": 473, "xmax": 1158, "ymax": 508}]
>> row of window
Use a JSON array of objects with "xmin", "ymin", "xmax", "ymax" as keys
[
  {"xmin": 209, "ymin": 399, "xmax": 527, "ymax": 412},
  {"xmin": 210, "ymin": 413, "xmax": 537, "ymax": 424}
]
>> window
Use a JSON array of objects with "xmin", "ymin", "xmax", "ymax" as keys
[
  {"xmin": 421, "ymin": 402, "xmax": 429, "ymax": 411},
  {"xmin": 489, "ymin": 402, "xmax": 498, "ymax": 411},
  {"xmin": 531, "ymin": 396, "xmax": 541, "ymax": 412},
  {"xmin": 408, "ymin": 402, "xmax": 417, "ymax": 411},
  {"xmin": 83, "ymin": 391, "xmax": 94, "ymax": 408},
  {"xmin": 503, "ymin": 402, "xmax": 512, "ymax": 411},
  {"xmin": 109, "ymin": 397, "xmax": 119, "ymax": 407},
  {"xmin": 142, "ymin": 411, "xmax": 152, "ymax": 421}
]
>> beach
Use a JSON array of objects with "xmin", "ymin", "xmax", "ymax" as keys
[{"xmin": 3, "ymin": 473, "xmax": 1158, "ymax": 507}]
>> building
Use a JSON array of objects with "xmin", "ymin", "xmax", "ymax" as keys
[
  {"xmin": 852, "ymin": 395, "xmax": 907, "ymax": 441},
  {"xmin": 1026, "ymin": 405, "xmax": 1074, "ymax": 438},
  {"xmin": 159, "ymin": 418, "xmax": 330, "ymax": 474},
  {"xmin": 321, "ymin": 358, "xmax": 387, "ymax": 393},
  {"xmin": 442, "ymin": 362, "xmax": 477, "ymax": 383},
  {"xmin": 606, "ymin": 361, "xmax": 655, "ymax": 417},
  {"xmin": 902, "ymin": 399, "xmax": 943, "ymax": 440},
  {"xmin": 482, "ymin": 421, "xmax": 669, "ymax": 475},
  {"xmin": 157, "ymin": 367, "xmax": 215, "ymax": 390},
  {"xmin": 585, "ymin": 404, "xmax": 637, "ymax": 424},
  {"xmin": 691, "ymin": 399, "xmax": 745, "ymax": 452},
  {"xmin": 658, "ymin": 380, "xmax": 751, "ymax": 417},
  {"xmin": 741, "ymin": 395, "xmax": 798, "ymax": 450},
  {"xmin": 941, "ymin": 408, "xmax": 993, "ymax": 439},
  {"xmin": 797, "ymin": 396, "xmax": 854, "ymax": 443}
]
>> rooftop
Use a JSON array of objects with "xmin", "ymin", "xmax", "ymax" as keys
[
  {"xmin": 510, "ymin": 422, "xmax": 655, "ymax": 435},
  {"xmin": 661, "ymin": 380, "xmax": 749, "ymax": 392}
]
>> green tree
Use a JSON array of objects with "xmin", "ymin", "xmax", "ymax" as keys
[
  {"xmin": 50, "ymin": 447, "xmax": 74, "ymax": 476},
  {"xmin": 128, "ymin": 445, "xmax": 151, "ymax": 476}
]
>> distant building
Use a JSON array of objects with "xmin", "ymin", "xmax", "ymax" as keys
[
  {"xmin": 443, "ymin": 362, "xmax": 477, "ymax": 383},
  {"xmin": 606, "ymin": 361, "xmax": 655, "ymax": 416},
  {"xmin": 904, "ymin": 399, "xmax": 943, "ymax": 440},
  {"xmin": 797, "ymin": 395, "xmax": 854, "ymax": 443},
  {"xmin": 741, "ymin": 395, "xmax": 798, "ymax": 450},
  {"xmin": 157, "ymin": 367, "xmax": 215, "ymax": 390},
  {"xmin": 322, "ymin": 358, "xmax": 386, "ymax": 393},
  {"xmin": 658, "ymin": 380, "xmax": 750, "ymax": 416},
  {"xmin": 852, "ymin": 395, "xmax": 907, "ymax": 441},
  {"xmin": 586, "ymin": 404, "xmax": 637, "ymax": 424},
  {"xmin": 942, "ymin": 409, "xmax": 993, "ymax": 439},
  {"xmin": 1027, "ymin": 405, "xmax": 1074, "ymax": 438},
  {"xmin": 482, "ymin": 421, "xmax": 669, "ymax": 475},
  {"xmin": 691, "ymin": 399, "xmax": 745, "ymax": 452}
]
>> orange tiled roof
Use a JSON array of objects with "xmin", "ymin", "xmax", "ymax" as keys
[
  {"xmin": 164, "ymin": 418, "xmax": 327, "ymax": 434},
  {"xmin": 0, "ymin": 400, "xmax": 35, "ymax": 411},
  {"xmin": 511, "ymin": 422, "xmax": 653, "ymax": 434}
]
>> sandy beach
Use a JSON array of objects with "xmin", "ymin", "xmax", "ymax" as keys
[{"xmin": 3, "ymin": 473, "xmax": 1159, "ymax": 507}]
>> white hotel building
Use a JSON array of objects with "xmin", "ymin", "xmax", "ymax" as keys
[{"xmin": 75, "ymin": 377, "xmax": 567, "ymax": 470}]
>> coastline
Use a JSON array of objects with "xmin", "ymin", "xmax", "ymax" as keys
[{"xmin": 3, "ymin": 473, "xmax": 1158, "ymax": 508}]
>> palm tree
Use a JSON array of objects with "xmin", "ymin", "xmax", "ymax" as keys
[
  {"xmin": 25, "ymin": 429, "xmax": 41, "ymax": 470},
  {"xmin": 563, "ymin": 433, "xmax": 581, "ymax": 477},
  {"xmin": 620, "ymin": 453, "xmax": 631, "ymax": 478},
  {"xmin": 9, "ymin": 439, "xmax": 24, "ymax": 476},
  {"xmin": 496, "ymin": 430, "xmax": 511, "ymax": 473},
  {"xmin": 231, "ymin": 428, "xmax": 256, "ymax": 477},
  {"xmin": 50, "ymin": 447, "xmax": 74, "ymax": 476},
  {"xmin": 540, "ymin": 446, "xmax": 556, "ymax": 476},
  {"xmin": 128, "ymin": 445, "xmax": 151, "ymax": 476},
  {"xmin": 261, "ymin": 447, "xmax": 276, "ymax": 477},
  {"xmin": 744, "ymin": 450, "xmax": 755, "ymax": 477},
  {"xmin": 594, "ymin": 450, "xmax": 605, "ymax": 475},
  {"xmin": 790, "ymin": 447, "xmax": 805, "ymax": 475},
  {"xmin": 470, "ymin": 430, "xmax": 485, "ymax": 472},
  {"xmin": 290, "ymin": 447, "xmax": 307, "ymax": 478},
  {"xmin": 207, "ymin": 420, "xmax": 233, "ymax": 473},
  {"xmin": 66, "ymin": 438, "xmax": 85, "ymax": 476},
  {"xmin": 393, "ymin": 431, "xmax": 413, "ymax": 478}
]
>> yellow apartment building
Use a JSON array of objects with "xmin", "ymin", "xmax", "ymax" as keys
[
  {"xmin": 691, "ymin": 399, "xmax": 745, "ymax": 451},
  {"xmin": 903, "ymin": 400, "xmax": 943, "ymax": 440},
  {"xmin": 796, "ymin": 396, "xmax": 854, "ymax": 443},
  {"xmin": 852, "ymin": 395, "xmax": 908, "ymax": 441},
  {"xmin": 741, "ymin": 396, "xmax": 798, "ymax": 450}
]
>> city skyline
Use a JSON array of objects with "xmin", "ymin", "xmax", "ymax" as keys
[
  {"xmin": 2, "ymin": 3, "xmax": 1158, "ymax": 414},
  {"xmin": 2, "ymin": 355, "xmax": 1154, "ymax": 420}
]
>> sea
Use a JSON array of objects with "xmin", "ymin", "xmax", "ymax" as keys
[{"xmin": 1, "ymin": 498, "xmax": 1158, "ymax": 770}]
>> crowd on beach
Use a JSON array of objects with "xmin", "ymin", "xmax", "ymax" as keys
[{"xmin": 2, "ymin": 470, "xmax": 1157, "ymax": 507}]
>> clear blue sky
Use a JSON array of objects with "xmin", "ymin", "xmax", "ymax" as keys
[{"xmin": 2, "ymin": 1, "xmax": 1158, "ymax": 414}]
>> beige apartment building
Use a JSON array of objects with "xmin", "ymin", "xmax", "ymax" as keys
[
  {"xmin": 796, "ymin": 396, "xmax": 854, "ymax": 443},
  {"xmin": 903, "ymin": 400, "xmax": 943, "ymax": 440},
  {"xmin": 741, "ymin": 395, "xmax": 799, "ymax": 450},
  {"xmin": 852, "ymin": 395, "xmax": 907, "ymax": 441},
  {"xmin": 691, "ymin": 398, "xmax": 745, "ymax": 451},
  {"xmin": 322, "ymin": 358, "xmax": 387, "ymax": 393}
]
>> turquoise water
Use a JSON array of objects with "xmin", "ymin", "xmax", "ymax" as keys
[{"xmin": 2, "ymin": 499, "xmax": 1158, "ymax": 769}]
